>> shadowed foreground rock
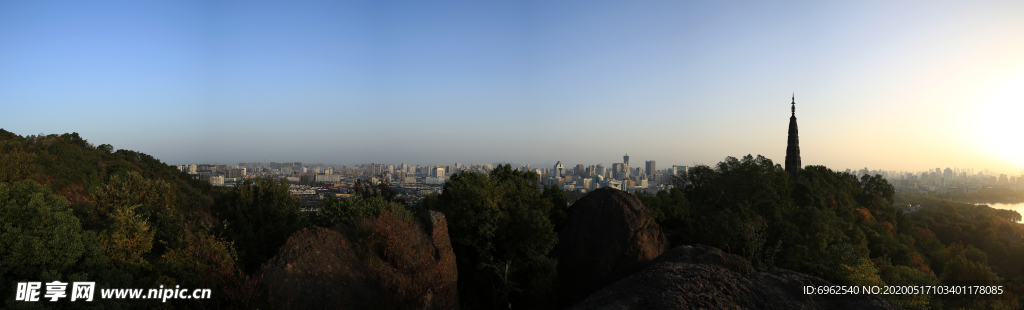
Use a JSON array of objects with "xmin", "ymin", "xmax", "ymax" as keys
[
  {"xmin": 552, "ymin": 187, "xmax": 670, "ymax": 307},
  {"xmin": 573, "ymin": 245, "xmax": 902, "ymax": 310},
  {"xmin": 259, "ymin": 211, "xmax": 459, "ymax": 310}
]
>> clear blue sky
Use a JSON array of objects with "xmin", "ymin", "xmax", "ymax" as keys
[{"xmin": 2, "ymin": 1, "xmax": 1023, "ymax": 174}]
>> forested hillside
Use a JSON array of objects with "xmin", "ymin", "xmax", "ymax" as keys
[
  {"xmin": 637, "ymin": 155, "xmax": 1024, "ymax": 310},
  {"xmin": 0, "ymin": 129, "xmax": 291, "ymax": 309}
]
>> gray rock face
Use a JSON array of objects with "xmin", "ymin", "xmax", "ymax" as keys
[
  {"xmin": 552, "ymin": 187, "xmax": 670, "ymax": 307},
  {"xmin": 259, "ymin": 211, "xmax": 459, "ymax": 310},
  {"xmin": 573, "ymin": 245, "xmax": 902, "ymax": 310}
]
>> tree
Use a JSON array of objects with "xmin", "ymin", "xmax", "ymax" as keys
[
  {"xmin": 87, "ymin": 171, "xmax": 183, "ymax": 274},
  {"xmin": 159, "ymin": 225, "xmax": 262, "ymax": 309},
  {"xmin": 680, "ymin": 155, "xmax": 790, "ymax": 271},
  {"xmin": 351, "ymin": 173, "xmax": 405, "ymax": 205},
  {"xmin": 860, "ymin": 174, "xmax": 896, "ymax": 206},
  {"xmin": 635, "ymin": 187, "xmax": 689, "ymax": 232},
  {"xmin": 0, "ymin": 180, "xmax": 86, "ymax": 283},
  {"xmin": 314, "ymin": 195, "xmax": 412, "ymax": 227},
  {"xmin": 213, "ymin": 176, "xmax": 302, "ymax": 272},
  {"xmin": 431, "ymin": 164, "xmax": 558, "ymax": 309},
  {"xmin": 0, "ymin": 141, "xmax": 35, "ymax": 184},
  {"xmin": 98, "ymin": 203, "xmax": 155, "ymax": 275},
  {"xmin": 1, "ymin": 180, "xmax": 139, "ymax": 309},
  {"xmin": 541, "ymin": 185, "xmax": 568, "ymax": 229}
]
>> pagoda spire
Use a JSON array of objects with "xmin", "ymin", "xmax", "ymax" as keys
[{"xmin": 785, "ymin": 94, "xmax": 801, "ymax": 178}]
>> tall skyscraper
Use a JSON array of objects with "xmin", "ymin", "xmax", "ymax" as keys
[
  {"xmin": 554, "ymin": 161, "xmax": 564, "ymax": 177},
  {"xmin": 612, "ymin": 163, "xmax": 623, "ymax": 178},
  {"xmin": 645, "ymin": 161, "xmax": 656, "ymax": 180},
  {"xmin": 576, "ymin": 164, "xmax": 585, "ymax": 177},
  {"xmin": 622, "ymin": 154, "xmax": 631, "ymax": 179},
  {"xmin": 785, "ymin": 94, "xmax": 802, "ymax": 177}
]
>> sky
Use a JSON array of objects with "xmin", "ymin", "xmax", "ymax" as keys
[{"xmin": 1, "ymin": 1, "xmax": 1023, "ymax": 174}]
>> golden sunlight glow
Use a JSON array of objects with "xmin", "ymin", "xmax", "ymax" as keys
[{"xmin": 975, "ymin": 73, "xmax": 1024, "ymax": 168}]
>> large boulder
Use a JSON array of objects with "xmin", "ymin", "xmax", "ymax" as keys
[
  {"xmin": 573, "ymin": 245, "xmax": 901, "ymax": 310},
  {"xmin": 552, "ymin": 187, "xmax": 670, "ymax": 306},
  {"xmin": 259, "ymin": 211, "xmax": 459, "ymax": 309}
]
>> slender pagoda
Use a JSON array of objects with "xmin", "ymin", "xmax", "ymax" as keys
[{"xmin": 785, "ymin": 94, "xmax": 801, "ymax": 177}]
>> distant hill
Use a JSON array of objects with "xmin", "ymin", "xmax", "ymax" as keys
[{"xmin": 0, "ymin": 128, "xmax": 213, "ymax": 211}]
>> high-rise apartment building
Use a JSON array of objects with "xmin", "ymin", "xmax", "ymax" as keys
[
  {"xmin": 370, "ymin": 163, "xmax": 384, "ymax": 177},
  {"xmin": 226, "ymin": 168, "xmax": 245, "ymax": 178}
]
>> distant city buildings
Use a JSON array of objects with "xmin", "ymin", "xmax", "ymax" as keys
[
  {"xmin": 175, "ymin": 106, "xmax": 1021, "ymax": 200},
  {"xmin": 850, "ymin": 165, "xmax": 1022, "ymax": 196}
]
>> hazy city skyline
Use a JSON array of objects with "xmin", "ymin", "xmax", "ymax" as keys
[{"xmin": 2, "ymin": 1, "xmax": 1023, "ymax": 173}]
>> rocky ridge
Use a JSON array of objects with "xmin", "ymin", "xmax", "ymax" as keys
[
  {"xmin": 258, "ymin": 211, "xmax": 459, "ymax": 309},
  {"xmin": 573, "ymin": 244, "xmax": 902, "ymax": 309},
  {"xmin": 551, "ymin": 186, "xmax": 671, "ymax": 306}
]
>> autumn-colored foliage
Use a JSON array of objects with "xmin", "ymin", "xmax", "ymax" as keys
[
  {"xmin": 856, "ymin": 207, "xmax": 873, "ymax": 223},
  {"xmin": 910, "ymin": 254, "xmax": 934, "ymax": 276},
  {"xmin": 160, "ymin": 227, "xmax": 264, "ymax": 308}
]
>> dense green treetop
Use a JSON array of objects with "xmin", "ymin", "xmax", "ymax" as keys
[
  {"xmin": 0, "ymin": 180, "xmax": 86, "ymax": 280},
  {"xmin": 212, "ymin": 176, "xmax": 302, "ymax": 273},
  {"xmin": 428, "ymin": 164, "xmax": 559, "ymax": 309}
]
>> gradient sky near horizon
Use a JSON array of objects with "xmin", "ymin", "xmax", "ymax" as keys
[{"xmin": 2, "ymin": 1, "xmax": 1023, "ymax": 174}]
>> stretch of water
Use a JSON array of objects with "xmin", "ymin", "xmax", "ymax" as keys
[{"xmin": 979, "ymin": 202, "xmax": 1024, "ymax": 216}]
